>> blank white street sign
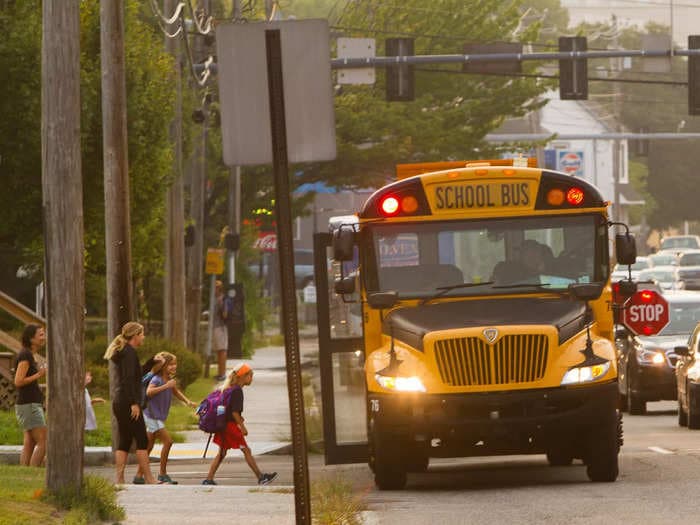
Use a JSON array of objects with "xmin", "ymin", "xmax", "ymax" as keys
[
  {"xmin": 216, "ymin": 19, "xmax": 337, "ymax": 166},
  {"xmin": 337, "ymin": 37, "xmax": 376, "ymax": 85}
]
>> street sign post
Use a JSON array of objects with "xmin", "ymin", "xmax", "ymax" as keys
[{"xmin": 622, "ymin": 289, "xmax": 670, "ymax": 336}]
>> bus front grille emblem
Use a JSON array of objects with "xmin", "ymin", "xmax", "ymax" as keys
[{"xmin": 483, "ymin": 328, "xmax": 499, "ymax": 344}]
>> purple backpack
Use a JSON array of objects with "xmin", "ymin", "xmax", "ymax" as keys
[{"xmin": 196, "ymin": 387, "xmax": 233, "ymax": 433}]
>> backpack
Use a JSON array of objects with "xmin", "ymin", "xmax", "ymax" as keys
[
  {"xmin": 140, "ymin": 372, "xmax": 154, "ymax": 410},
  {"xmin": 196, "ymin": 387, "xmax": 234, "ymax": 433}
]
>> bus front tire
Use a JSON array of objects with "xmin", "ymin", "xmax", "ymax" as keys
[
  {"xmin": 371, "ymin": 430, "xmax": 408, "ymax": 490},
  {"xmin": 585, "ymin": 413, "xmax": 621, "ymax": 482}
]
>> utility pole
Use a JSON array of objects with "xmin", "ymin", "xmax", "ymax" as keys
[
  {"xmin": 42, "ymin": 0, "xmax": 85, "ymax": 495},
  {"xmin": 186, "ymin": 0, "xmax": 210, "ymax": 354},
  {"xmin": 164, "ymin": 0, "xmax": 186, "ymax": 344},
  {"xmin": 101, "ymin": 0, "xmax": 135, "ymax": 453},
  {"xmin": 101, "ymin": 0, "xmax": 134, "ymax": 340}
]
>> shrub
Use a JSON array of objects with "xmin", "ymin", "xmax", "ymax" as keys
[
  {"xmin": 137, "ymin": 337, "xmax": 201, "ymax": 390},
  {"xmin": 84, "ymin": 334, "xmax": 202, "ymax": 395}
]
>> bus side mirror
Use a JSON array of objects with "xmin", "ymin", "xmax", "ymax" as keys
[
  {"xmin": 333, "ymin": 229, "xmax": 354, "ymax": 261},
  {"xmin": 334, "ymin": 275, "xmax": 356, "ymax": 295},
  {"xmin": 674, "ymin": 346, "xmax": 690, "ymax": 356},
  {"xmin": 367, "ymin": 291, "xmax": 398, "ymax": 309},
  {"xmin": 569, "ymin": 282, "xmax": 604, "ymax": 301},
  {"xmin": 615, "ymin": 233, "xmax": 637, "ymax": 265}
]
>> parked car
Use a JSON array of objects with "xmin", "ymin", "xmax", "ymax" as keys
[
  {"xmin": 617, "ymin": 290, "xmax": 700, "ymax": 414},
  {"xmin": 648, "ymin": 251, "xmax": 679, "ymax": 267},
  {"xmin": 635, "ymin": 266, "xmax": 685, "ymax": 291},
  {"xmin": 659, "ymin": 235, "xmax": 700, "ymax": 253},
  {"xmin": 611, "ymin": 256, "xmax": 650, "ymax": 281},
  {"xmin": 675, "ymin": 322, "xmax": 700, "ymax": 428},
  {"xmin": 677, "ymin": 250, "xmax": 700, "ymax": 290}
]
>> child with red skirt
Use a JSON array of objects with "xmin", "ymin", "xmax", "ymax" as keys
[{"xmin": 202, "ymin": 364, "xmax": 277, "ymax": 485}]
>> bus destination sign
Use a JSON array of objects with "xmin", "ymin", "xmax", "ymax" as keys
[{"xmin": 427, "ymin": 180, "xmax": 535, "ymax": 213}]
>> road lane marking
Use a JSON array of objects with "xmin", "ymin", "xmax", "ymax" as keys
[{"xmin": 648, "ymin": 446, "xmax": 674, "ymax": 455}]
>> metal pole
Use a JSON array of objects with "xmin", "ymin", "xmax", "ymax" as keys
[
  {"xmin": 265, "ymin": 28, "xmax": 311, "ymax": 525},
  {"xmin": 204, "ymin": 273, "xmax": 215, "ymax": 378}
]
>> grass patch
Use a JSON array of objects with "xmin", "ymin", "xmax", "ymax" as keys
[
  {"xmin": 311, "ymin": 474, "xmax": 366, "ymax": 525},
  {"xmin": 0, "ymin": 465, "xmax": 124, "ymax": 524}
]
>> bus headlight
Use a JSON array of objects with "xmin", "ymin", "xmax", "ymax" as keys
[
  {"xmin": 561, "ymin": 362, "xmax": 610, "ymax": 385},
  {"xmin": 375, "ymin": 374, "xmax": 426, "ymax": 392}
]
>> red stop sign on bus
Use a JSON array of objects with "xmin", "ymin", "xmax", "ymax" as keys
[{"xmin": 622, "ymin": 290, "xmax": 670, "ymax": 336}]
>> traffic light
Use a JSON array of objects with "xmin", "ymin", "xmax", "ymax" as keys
[
  {"xmin": 688, "ymin": 36, "xmax": 700, "ymax": 115},
  {"xmin": 385, "ymin": 38, "xmax": 414, "ymax": 102},
  {"xmin": 559, "ymin": 36, "xmax": 588, "ymax": 100}
]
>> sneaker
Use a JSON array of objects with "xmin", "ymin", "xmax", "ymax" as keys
[
  {"xmin": 202, "ymin": 479, "xmax": 217, "ymax": 485},
  {"xmin": 132, "ymin": 476, "xmax": 145, "ymax": 485},
  {"xmin": 158, "ymin": 474, "xmax": 178, "ymax": 485},
  {"xmin": 258, "ymin": 472, "xmax": 278, "ymax": 485}
]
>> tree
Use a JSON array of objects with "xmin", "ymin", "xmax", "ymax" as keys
[
  {"xmin": 0, "ymin": 1, "xmax": 177, "ymax": 320},
  {"xmin": 304, "ymin": 0, "xmax": 552, "ymax": 190},
  {"xmin": 574, "ymin": 19, "xmax": 700, "ymax": 229}
]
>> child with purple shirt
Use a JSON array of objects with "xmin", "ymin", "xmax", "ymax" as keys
[{"xmin": 134, "ymin": 352, "xmax": 196, "ymax": 484}]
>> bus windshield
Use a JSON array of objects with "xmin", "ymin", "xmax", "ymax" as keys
[{"xmin": 366, "ymin": 214, "xmax": 608, "ymax": 298}]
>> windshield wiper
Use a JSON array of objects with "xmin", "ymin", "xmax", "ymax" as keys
[
  {"xmin": 492, "ymin": 282, "xmax": 569, "ymax": 295},
  {"xmin": 421, "ymin": 281, "xmax": 495, "ymax": 305}
]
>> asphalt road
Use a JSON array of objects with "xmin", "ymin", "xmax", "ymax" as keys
[{"xmin": 87, "ymin": 400, "xmax": 700, "ymax": 524}]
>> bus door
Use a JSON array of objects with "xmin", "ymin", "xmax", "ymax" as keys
[{"xmin": 313, "ymin": 232, "xmax": 368, "ymax": 464}]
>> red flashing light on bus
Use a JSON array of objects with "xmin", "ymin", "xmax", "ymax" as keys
[
  {"xmin": 380, "ymin": 196, "xmax": 400, "ymax": 216},
  {"xmin": 566, "ymin": 187, "xmax": 585, "ymax": 205}
]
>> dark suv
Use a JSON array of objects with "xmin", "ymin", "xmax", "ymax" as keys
[{"xmin": 617, "ymin": 290, "xmax": 700, "ymax": 414}]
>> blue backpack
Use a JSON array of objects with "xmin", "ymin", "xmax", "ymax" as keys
[
  {"xmin": 140, "ymin": 372, "xmax": 154, "ymax": 409},
  {"xmin": 196, "ymin": 387, "xmax": 234, "ymax": 434}
]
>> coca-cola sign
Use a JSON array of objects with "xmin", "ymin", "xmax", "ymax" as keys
[{"xmin": 254, "ymin": 232, "xmax": 277, "ymax": 251}]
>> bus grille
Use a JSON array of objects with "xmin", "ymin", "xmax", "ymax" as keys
[{"xmin": 434, "ymin": 334, "xmax": 549, "ymax": 386}]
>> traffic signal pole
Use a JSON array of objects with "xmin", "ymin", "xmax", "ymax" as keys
[{"xmin": 330, "ymin": 48, "xmax": 700, "ymax": 69}]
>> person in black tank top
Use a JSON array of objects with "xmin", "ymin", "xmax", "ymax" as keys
[{"xmin": 14, "ymin": 324, "xmax": 47, "ymax": 466}]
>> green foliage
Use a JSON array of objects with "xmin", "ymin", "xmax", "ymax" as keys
[
  {"xmin": 84, "ymin": 332, "xmax": 202, "ymax": 398},
  {"xmin": 300, "ymin": 0, "xmax": 553, "ymax": 190},
  {"xmin": 44, "ymin": 474, "xmax": 125, "ymax": 524},
  {"xmin": 575, "ymin": 19, "xmax": 700, "ymax": 229},
  {"xmin": 0, "ymin": 1, "xmax": 176, "ymax": 316},
  {"xmin": 137, "ymin": 337, "xmax": 202, "ymax": 390}
]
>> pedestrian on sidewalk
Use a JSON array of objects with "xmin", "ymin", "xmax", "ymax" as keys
[
  {"xmin": 202, "ymin": 364, "xmax": 277, "ymax": 486},
  {"xmin": 134, "ymin": 351, "xmax": 197, "ymax": 485},
  {"xmin": 104, "ymin": 321, "xmax": 157, "ymax": 485},
  {"xmin": 13, "ymin": 324, "xmax": 47, "ymax": 467},
  {"xmin": 84, "ymin": 370, "xmax": 105, "ymax": 431},
  {"xmin": 213, "ymin": 280, "xmax": 229, "ymax": 381}
]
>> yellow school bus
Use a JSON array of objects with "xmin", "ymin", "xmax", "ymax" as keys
[{"xmin": 313, "ymin": 158, "xmax": 637, "ymax": 490}]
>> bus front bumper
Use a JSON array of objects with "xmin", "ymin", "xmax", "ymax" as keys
[{"xmin": 368, "ymin": 381, "xmax": 619, "ymax": 456}]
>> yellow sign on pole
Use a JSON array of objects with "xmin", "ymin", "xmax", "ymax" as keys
[{"xmin": 205, "ymin": 248, "xmax": 225, "ymax": 275}]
